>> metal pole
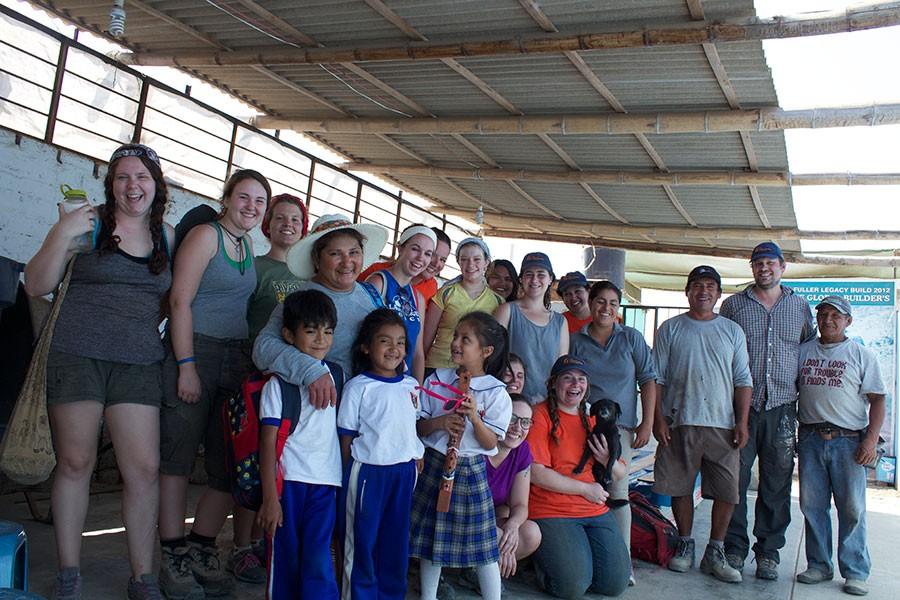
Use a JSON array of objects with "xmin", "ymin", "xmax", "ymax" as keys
[
  {"xmin": 224, "ymin": 123, "xmax": 238, "ymax": 180},
  {"xmin": 305, "ymin": 160, "xmax": 317, "ymax": 210},
  {"xmin": 131, "ymin": 78, "xmax": 149, "ymax": 143},
  {"xmin": 391, "ymin": 191, "xmax": 403, "ymax": 258},
  {"xmin": 353, "ymin": 180, "xmax": 363, "ymax": 222},
  {"xmin": 44, "ymin": 39, "xmax": 69, "ymax": 144}
]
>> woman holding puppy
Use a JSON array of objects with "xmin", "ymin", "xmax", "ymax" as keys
[
  {"xmin": 526, "ymin": 355, "xmax": 630, "ymax": 599},
  {"xmin": 569, "ymin": 280, "xmax": 656, "ymax": 571}
]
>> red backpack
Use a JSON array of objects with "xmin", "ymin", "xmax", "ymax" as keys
[
  {"xmin": 223, "ymin": 364, "xmax": 343, "ymax": 511},
  {"xmin": 629, "ymin": 489, "xmax": 679, "ymax": 567}
]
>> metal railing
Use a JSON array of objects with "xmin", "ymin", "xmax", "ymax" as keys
[
  {"xmin": 0, "ymin": 4, "xmax": 471, "ymax": 272},
  {"xmin": 621, "ymin": 305, "xmax": 689, "ymax": 346}
]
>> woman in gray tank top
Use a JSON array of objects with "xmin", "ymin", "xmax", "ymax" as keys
[
  {"xmin": 158, "ymin": 169, "xmax": 270, "ymax": 598},
  {"xmin": 494, "ymin": 252, "xmax": 568, "ymax": 404},
  {"xmin": 25, "ymin": 144, "xmax": 174, "ymax": 598}
]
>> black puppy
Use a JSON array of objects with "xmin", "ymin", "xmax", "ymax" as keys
[{"xmin": 572, "ymin": 398, "xmax": 622, "ymax": 496}]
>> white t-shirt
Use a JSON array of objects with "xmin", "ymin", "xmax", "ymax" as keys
[
  {"xmin": 798, "ymin": 338, "xmax": 885, "ymax": 431},
  {"xmin": 337, "ymin": 373, "xmax": 425, "ymax": 465},
  {"xmin": 259, "ymin": 375, "xmax": 341, "ymax": 487},
  {"xmin": 417, "ymin": 368, "xmax": 512, "ymax": 457}
]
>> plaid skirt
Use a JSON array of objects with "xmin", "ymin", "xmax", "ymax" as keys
[{"xmin": 409, "ymin": 448, "xmax": 499, "ymax": 567}]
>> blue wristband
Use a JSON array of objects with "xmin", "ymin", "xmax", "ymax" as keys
[{"xmin": 177, "ymin": 356, "xmax": 196, "ymax": 366}]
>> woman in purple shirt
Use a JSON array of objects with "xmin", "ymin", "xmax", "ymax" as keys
[{"xmin": 486, "ymin": 395, "xmax": 542, "ymax": 578}]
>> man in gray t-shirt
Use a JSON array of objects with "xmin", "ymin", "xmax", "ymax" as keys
[
  {"xmin": 795, "ymin": 296, "xmax": 885, "ymax": 596},
  {"xmin": 652, "ymin": 265, "xmax": 753, "ymax": 584}
]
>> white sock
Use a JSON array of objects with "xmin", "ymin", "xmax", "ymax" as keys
[
  {"xmin": 419, "ymin": 558, "xmax": 442, "ymax": 600},
  {"xmin": 475, "ymin": 562, "xmax": 502, "ymax": 600}
]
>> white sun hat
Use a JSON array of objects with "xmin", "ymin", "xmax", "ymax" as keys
[{"xmin": 286, "ymin": 213, "xmax": 388, "ymax": 280}]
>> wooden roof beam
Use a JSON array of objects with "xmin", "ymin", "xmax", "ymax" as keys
[
  {"xmin": 253, "ymin": 103, "xmax": 900, "ymax": 134},
  {"xmin": 119, "ymin": 3, "xmax": 900, "ymax": 66},
  {"xmin": 341, "ymin": 163, "xmax": 900, "ymax": 187},
  {"xmin": 440, "ymin": 210, "xmax": 900, "ymax": 242},
  {"xmin": 485, "ymin": 229, "xmax": 900, "ymax": 267}
]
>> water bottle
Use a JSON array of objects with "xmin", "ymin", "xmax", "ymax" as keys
[{"xmin": 60, "ymin": 184, "xmax": 95, "ymax": 252}]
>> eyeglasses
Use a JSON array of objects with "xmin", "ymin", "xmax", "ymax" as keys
[{"xmin": 509, "ymin": 415, "xmax": 533, "ymax": 430}]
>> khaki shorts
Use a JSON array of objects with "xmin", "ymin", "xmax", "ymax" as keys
[
  {"xmin": 159, "ymin": 333, "xmax": 251, "ymax": 492},
  {"xmin": 653, "ymin": 425, "xmax": 739, "ymax": 504},
  {"xmin": 46, "ymin": 350, "xmax": 163, "ymax": 408}
]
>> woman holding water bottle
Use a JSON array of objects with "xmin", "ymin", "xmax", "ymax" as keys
[{"xmin": 25, "ymin": 143, "xmax": 174, "ymax": 599}]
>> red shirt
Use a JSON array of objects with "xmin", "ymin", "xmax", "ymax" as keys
[
  {"xmin": 527, "ymin": 403, "xmax": 608, "ymax": 519},
  {"xmin": 563, "ymin": 311, "xmax": 592, "ymax": 334}
]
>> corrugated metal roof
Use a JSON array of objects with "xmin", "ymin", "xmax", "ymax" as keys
[{"xmin": 32, "ymin": 0, "xmax": 797, "ymax": 257}]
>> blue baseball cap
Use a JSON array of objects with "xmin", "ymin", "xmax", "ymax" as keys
[
  {"xmin": 550, "ymin": 355, "xmax": 588, "ymax": 378},
  {"xmin": 751, "ymin": 242, "xmax": 784, "ymax": 262},
  {"xmin": 557, "ymin": 271, "xmax": 589, "ymax": 293},
  {"xmin": 520, "ymin": 252, "xmax": 555, "ymax": 279}
]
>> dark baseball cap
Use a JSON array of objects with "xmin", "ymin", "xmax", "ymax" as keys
[
  {"xmin": 816, "ymin": 295, "xmax": 852, "ymax": 316},
  {"xmin": 550, "ymin": 355, "xmax": 587, "ymax": 378},
  {"xmin": 687, "ymin": 265, "xmax": 721, "ymax": 286},
  {"xmin": 557, "ymin": 271, "xmax": 589, "ymax": 293},
  {"xmin": 520, "ymin": 252, "xmax": 555, "ymax": 279},
  {"xmin": 751, "ymin": 242, "xmax": 784, "ymax": 262}
]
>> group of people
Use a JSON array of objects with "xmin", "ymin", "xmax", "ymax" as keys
[
  {"xmin": 24, "ymin": 142, "xmax": 884, "ymax": 600},
  {"xmin": 649, "ymin": 247, "xmax": 884, "ymax": 599}
]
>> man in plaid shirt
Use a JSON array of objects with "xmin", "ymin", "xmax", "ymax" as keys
[{"xmin": 721, "ymin": 242, "xmax": 816, "ymax": 581}]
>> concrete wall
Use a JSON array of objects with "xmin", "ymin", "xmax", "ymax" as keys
[{"xmin": 0, "ymin": 126, "xmax": 268, "ymax": 264}]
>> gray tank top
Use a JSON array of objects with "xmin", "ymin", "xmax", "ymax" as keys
[
  {"xmin": 507, "ymin": 302, "xmax": 565, "ymax": 404},
  {"xmin": 52, "ymin": 249, "xmax": 172, "ymax": 365},
  {"xmin": 191, "ymin": 223, "xmax": 256, "ymax": 339}
]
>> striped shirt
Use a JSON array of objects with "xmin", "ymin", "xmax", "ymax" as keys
[{"xmin": 719, "ymin": 285, "xmax": 816, "ymax": 411}]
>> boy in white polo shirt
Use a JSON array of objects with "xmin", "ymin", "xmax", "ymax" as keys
[{"xmin": 257, "ymin": 289, "xmax": 343, "ymax": 600}]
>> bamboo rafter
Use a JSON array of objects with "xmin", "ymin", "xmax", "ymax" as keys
[
  {"xmin": 341, "ymin": 163, "xmax": 900, "ymax": 187},
  {"xmin": 435, "ymin": 208, "xmax": 900, "ymax": 242},
  {"xmin": 253, "ymin": 103, "xmax": 900, "ymax": 135},
  {"xmin": 117, "ymin": 2, "xmax": 900, "ymax": 66},
  {"xmin": 484, "ymin": 230, "xmax": 900, "ymax": 267}
]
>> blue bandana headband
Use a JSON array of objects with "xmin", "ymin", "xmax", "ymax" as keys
[{"xmin": 109, "ymin": 144, "xmax": 160, "ymax": 167}]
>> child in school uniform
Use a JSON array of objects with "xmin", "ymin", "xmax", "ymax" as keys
[
  {"xmin": 256, "ymin": 289, "xmax": 342, "ymax": 600},
  {"xmin": 337, "ymin": 308, "xmax": 425, "ymax": 600},
  {"xmin": 411, "ymin": 311, "xmax": 514, "ymax": 600}
]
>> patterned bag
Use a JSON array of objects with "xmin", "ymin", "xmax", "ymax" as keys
[
  {"xmin": 224, "ymin": 363, "xmax": 343, "ymax": 510},
  {"xmin": 0, "ymin": 260, "xmax": 75, "ymax": 485}
]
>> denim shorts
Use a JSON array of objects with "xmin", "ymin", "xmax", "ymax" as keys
[
  {"xmin": 46, "ymin": 349, "xmax": 163, "ymax": 408},
  {"xmin": 159, "ymin": 333, "xmax": 251, "ymax": 492}
]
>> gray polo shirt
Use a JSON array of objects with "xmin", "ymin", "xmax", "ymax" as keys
[
  {"xmin": 653, "ymin": 313, "xmax": 753, "ymax": 430},
  {"xmin": 569, "ymin": 323, "xmax": 656, "ymax": 429}
]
